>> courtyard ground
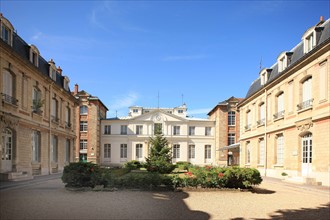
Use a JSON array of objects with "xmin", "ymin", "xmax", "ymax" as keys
[{"xmin": 0, "ymin": 174, "xmax": 329, "ymax": 219}]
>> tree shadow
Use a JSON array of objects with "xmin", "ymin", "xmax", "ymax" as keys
[{"xmin": 250, "ymin": 186, "xmax": 276, "ymax": 194}]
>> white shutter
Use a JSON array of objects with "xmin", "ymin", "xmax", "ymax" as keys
[{"xmin": 278, "ymin": 93, "xmax": 284, "ymax": 112}]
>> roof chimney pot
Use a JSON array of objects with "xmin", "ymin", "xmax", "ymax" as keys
[
  {"xmin": 57, "ymin": 66, "xmax": 62, "ymax": 75},
  {"xmin": 74, "ymin": 84, "xmax": 79, "ymax": 95},
  {"xmin": 320, "ymin": 16, "xmax": 324, "ymax": 22}
]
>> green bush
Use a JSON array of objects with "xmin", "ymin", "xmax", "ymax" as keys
[
  {"xmin": 124, "ymin": 160, "xmax": 143, "ymax": 170},
  {"xmin": 146, "ymin": 158, "xmax": 176, "ymax": 174},
  {"xmin": 175, "ymin": 161, "xmax": 192, "ymax": 170},
  {"xmin": 62, "ymin": 162, "xmax": 110, "ymax": 188},
  {"xmin": 115, "ymin": 172, "xmax": 173, "ymax": 189}
]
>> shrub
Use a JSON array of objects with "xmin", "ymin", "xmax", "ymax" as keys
[
  {"xmin": 175, "ymin": 161, "xmax": 192, "ymax": 170},
  {"xmin": 124, "ymin": 160, "xmax": 142, "ymax": 170},
  {"xmin": 115, "ymin": 172, "xmax": 173, "ymax": 189},
  {"xmin": 146, "ymin": 158, "xmax": 176, "ymax": 174},
  {"xmin": 62, "ymin": 162, "xmax": 110, "ymax": 188}
]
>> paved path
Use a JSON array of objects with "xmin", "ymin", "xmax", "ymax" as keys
[{"xmin": 0, "ymin": 175, "xmax": 329, "ymax": 219}]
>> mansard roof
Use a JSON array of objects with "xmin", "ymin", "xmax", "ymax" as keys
[{"xmin": 245, "ymin": 18, "xmax": 330, "ymax": 100}]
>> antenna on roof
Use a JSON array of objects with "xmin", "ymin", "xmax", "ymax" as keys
[
  {"xmin": 260, "ymin": 56, "xmax": 263, "ymax": 70},
  {"xmin": 157, "ymin": 91, "xmax": 160, "ymax": 109}
]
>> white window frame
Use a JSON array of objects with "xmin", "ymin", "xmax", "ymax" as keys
[
  {"xmin": 136, "ymin": 125, "xmax": 143, "ymax": 135},
  {"xmin": 173, "ymin": 144, "xmax": 180, "ymax": 159},
  {"xmin": 173, "ymin": 126, "xmax": 180, "ymax": 136},
  {"xmin": 80, "ymin": 105, "xmax": 88, "ymax": 115},
  {"xmin": 80, "ymin": 121, "xmax": 88, "ymax": 132},
  {"xmin": 189, "ymin": 126, "xmax": 195, "ymax": 136},
  {"xmin": 205, "ymin": 127, "xmax": 211, "ymax": 136},
  {"xmin": 120, "ymin": 144, "xmax": 127, "ymax": 159},
  {"xmin": 204, "ymin": 145, "xmax": 212, "ymax": 159},
  {"xmin": 136, "ymin": 144, "xmax": 143, "ymax": 159},
  {"xmin": 188, "ymin": 145, "xmax": 195, "ymax": 159},
  {"xmin": 228, "ymin": 133, "xmax": 235, "ymax": 146},
  {"xmin": 32, "ymin": 131, "xmax": 41, "ymax": 162},
  {"xmin": 104, "ymin": 144, "xmax": 111, "ymax": 159},
  {"xmin": 276, "ymin": 134, "xmax": 284, "ymax": 165},
  {"xmin": 246, "ymin": 142, "xmax": 251, "ymax": 164},
  {"xmin": 121, "ymin": 125, "xmax": 128, "ymax": 135},
  {"xmin": 80, "ymin": 140, "xmax": 87, "ymax": 150},
  {"xmin": 1, "ymin": 21, "xmax": 13, "ymax": 46},
  {"xmin": 259, "ymin": 138, "xmax": 265, "ymax": 165},
  {"xmin": 228, "ymin": 111, "xmax": 236, "ymax": 126},
  {"xmin": 104, "ymin": 125, "xmax": 111, "ymax": 135}
]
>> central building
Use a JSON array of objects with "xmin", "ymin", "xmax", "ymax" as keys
[{"xmin": 100, "ymin": 104, "xmax": 215, "ymax": 166}]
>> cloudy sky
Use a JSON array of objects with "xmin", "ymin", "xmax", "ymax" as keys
[{"xmin": 1, "ymin": 0, "xmax": 329, "ymax": 118}]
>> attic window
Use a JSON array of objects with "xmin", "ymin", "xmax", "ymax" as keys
[
  {"xmin": 133, "ymin": 109, "xmax": 138, "ymax": 113},
  {"xmin": 48, "ymin": 59, "xmax": 57, "ymax": 81},
  {"xmin": 259, "ymin": 69, "xmax": 268, "ymax": 86},
  {"xmin": 278, "ymin": 54, "xmax": 287, "ymax": 73},
  {"xmin": 0, "ymin": 15, "xmax": 14, "ymax": 46},
  {"xmin": 63, "ymin": 76, "xmax": 70, "ymax": 91},
  {"xmin": 29, "ymin": 45, "xmax": 39, "ymax": 67},
  {"xmin": 303, "ymin": 28, "xmax": 316, "ymax": 54}
]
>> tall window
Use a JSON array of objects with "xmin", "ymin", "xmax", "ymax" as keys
[
  {"xmin": 80, "ymin": 121, "xmax": 88, "ymax": 132},
  {"xmin": 80, "ymin": 105, "xmax": 88, "ymax": 115},
  {"xmin": 32, "ymin": 131, "xmax": 41, "ymax": 162},
  {"xmin": 65, "ymin": 107, "xmax": 71, "ymax": 127},
  {"xmin": 120, "ymin": 125, "xmax": 128, "ymax": 135},
  {"xmin": 228, "ymin": 133, "xmax": 235, "ymax": 145},
  {"xmin": 52, "ymin": 135, "xmax": 58, "ymax": 162},
  {"xmin": 189, "ymin": 126, "xmax": 195, "ymax": 136},
  {"xmin": 299, "ymin": 77, "xmax": 313, "ymax": 110},
  {"xmin": 188, "ymin": 145, "xmax": 195, "ymax": 159},
  {"xmin": 246, "ymin": 142, "xmax": 251, "ymax": 164},
  {"xmin": 246, "ymin": 110, "xmax": 251, "ymax": 130},
  {"xmin": 173, "ymin": 144, "xmax": 180, "ymax": 159},
  {"xmin": 1, "ymin": 24, "xmax": 12, "ymax": 45},
  {"xmin": 104, "ymin": 125, "xmax": 111, "ymax": 135},
  {"xmin": 319, "ymin": 61, "xmax": 327, "ymax": 101},
  {"xmin": 274, "ymin": 92, "xmax": 284, "ymax": 119},
  {"xmin": 120, "ymin": 144, "xmax": 127, "ymax": 158},
  {"xmin": 80, "ymin": 140, "xmax": 87, "ymax": 150},
  {"xmin": 205, "ymin": 127, "xmax": 211, "ymax": 136},
  {"xmin": 259, "ymin": 138, "xmax": 265, "ymax": 165},
  {"xmin": 104, "ymin": 144, "xmax": 111, "ymax": 158},
  {"xmin": 136, "ymin": 144, "xmax": 143, "ymax": 159},
  {"xmin": 136, "ymin": 125, "xmax": 143, "ymax": 135},
  {"xmin": 65, "ymin": 139, "xmax": 70, "ymax": 163},
  {"xmin": 304, "ymin": 33, "xmax": 315, "ymax": 53},
  {"xmin": 2, "ymin": 128, "xmax": 13, "ymax": 161},
  {"xmin": 51, "ymin": 98, "xmax": 58, "ymax": 121},
  {"xmin": 173, "ymin": 126, "xmax": 180, "ymax": 135},
  {"xmin": 278, "ymin": 55, "xmax": 287, "ymax": 72},
  {"xmin": 276, "ymin": 134, "xmax": 284, "ymax": 165},
  {"xmin": 228, "ymin": 111, "xmax": 235, "ymax": 126},
  {"xmin": 258, "ymin": 103, "xmax": 265, "ymax": 125},
  {"xmin": 204, "ymin": 145, "xmax": 211, "ymax": 159},
  {"xmin": 2, "ymin": 70, "xmax": 15, "ymax": 103},
  {"xmin": 302, "ymin": 134, "xmax": 312, "ymax": 164}
]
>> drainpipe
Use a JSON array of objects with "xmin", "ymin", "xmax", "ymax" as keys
[
  {"xmin": 48, "ymin": 82, "xmax": 53, "ymax": 175},
  {"xmin": 264, "ymin": 88, "xmax": 268, "ymax": 177}
]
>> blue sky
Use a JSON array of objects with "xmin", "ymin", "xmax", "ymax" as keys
[{"xmin": 1, "ymin": 1, "xmax": 329, "ymax": 118}]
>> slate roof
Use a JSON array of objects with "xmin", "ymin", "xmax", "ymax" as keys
[
  {"xmin": 245, "ymin": 18, "xmax": 330, "ymax": 99},
  {"xmin": 1, "ymin": 31, "xmax": 70, "ymax": 93}
]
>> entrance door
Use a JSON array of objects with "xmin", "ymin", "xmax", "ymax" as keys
[
  {"xmin": 302, "ymin": 134, "xmax": 312, "ymax": 176},
  {"xmin": 1, "ymin": 128, "xmax": 13, "ymax": 172}
]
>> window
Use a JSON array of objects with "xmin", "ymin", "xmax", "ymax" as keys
[
  {"xmin": 29, "ymin": 45, "xmax": 39, "ymax": 67},
  {"xmin": 120, "ymin": 144, "xmax": 127, "ymax": 158},
  {"xmin": 228, "ymin": 111, "xmax": 236, "ymax": 126},
  {"xmin": 133, "ymin": 109, "xmax": 138, "ymax": 113},
  {"xmin": 121, "ymin": 125, "xmax": 128, "ymax": 135},
  {"xmin": 32, "ymin": 87, "xmax": 42, "ymax": 112},
  {"xmin": 302, "ymin": 133, "xmax": 312, "ymax": 163},
  {"xmin": 32, "ymin": 131, "xmax": 41, "ymax": 162},
  {"xmin": 65, "ymin": 139, "xmax": 70, "ymax": 163},
  {"xmin": 136, "ymin": 125, "xmax": 143, "ymax": 135},
  {"xmin": 173, "ymin": 126, "xmax": 180, "ymax": 135},
  {"xmin": 50, "ymin": 69, "xmax": 56, "ymax": 81},
  {"xmin": 261, "ymin": 71, "xmax": 268, "ymax": 85},
  {"xmin": 178, "ymin": 109, "xmax": 183, "ymax": 114},
  {"xmin": 173, "ymin": 144, "xmax": 180, "ymax": 159},
  {"xmin": 278, "ymin": 55, "xmax": 287, "ymax": 72},
  {"xmin": 65, "ymin": 107, "xmax": 71, "ymax": 128},
  {"xmin": 52, "ymin": 135, "xmax": 58, "ymax": 162},
  {"xmin": 246, "ymin": 142, "xmax": 251, "ymax": 164},
  {"xmin": 154, "ymin": 123, "xmax": 162, "ymax": 134},
  {"xmin": 188, "ymin": 145, "xmax": 195, "ymax": 159},
  {"xmin": 319, "ymin": 61, "xmax": 328, "ymax": 101},
  {"xmin": 228, "ymin": 133, "xmax": 235, "ymax": 146},
  {"xmin": 1, "ymin": 23, "xmax": 12, "ymax": 45},
  {"xmin": 259, "ymin": 138, "xmax": 265, "ymax": 165},
  {"xmin": 245, "ymin": 110, "xmax": 251, "ymax": 130},
  {"xmin": 2, "ymin": 128, "xmax": 13, "ymax": 161},
  {"xmin": 205, "ymin": 127, "xmax": 211, "ymax": 136},
  {"xmin": 51, "ymin": 98, "xmax": 59, "ymax": 122},
  {"xmin": 189, "ymin": 126, "xmax": 195, "ymax": 136},
  {"xmin": 136, "ymin": 144, "xmax": 143, "ymax": 159},
  {"xmin": 304, "ymin": 32, "xmax": 315, "ymax": 53},
  {"xmin": 274, "ymin": 92, "xmax": 284, "ymax": 119},
  {"xmin": 276, "ymin": 134, "xmax": 284, "ymax": 165},
  {"xmin": 80, "ymin": 121, "xmax": 88, "ymax": 132},
  {"xmin": 80, "ymin": 140, "xmax": 87, "ymax": 150},
  {"xmin": 104, "ymin": 125, "xmax": 111, "ymax": 135},
  {"xmin": 204, "ymin": 145, "xmax": 211, "ymax": 159},
  {"xmin": 2, "ymin": 70, "xmax": 16, "ymax": 105},
  {"xmin": 80, "ymin": 105, "xmax": 88, "ymax": 115},
  {"xmin": 258, "ymin": 103, "xmax": 265, "ymax": 125},
  {"xmin": 298, "ymin": 77, "xmax": 313, "ymax": 110},
  {"xmin": 104, "ymin": 144, "xmax": 111, "ymax": 158}
]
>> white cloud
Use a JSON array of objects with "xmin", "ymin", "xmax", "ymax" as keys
[
  {"xmin": 187, "ymin": 108, "xmax": 211, "ymax": 115},
  {"xmin": 162, "ymin": 54, "xmax": 206, "ymax": 61},
  {"xmin": 109, "ymin": 92, "xmax": 139, "ymax": 111}
]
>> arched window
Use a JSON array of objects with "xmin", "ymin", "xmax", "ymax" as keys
[
  {"xmin": 298, "ymin": 77, "xmax": 313, "ymax": 110},
  {"xmin": 80, "ymin": 105, "xmax": 88, "ymax": 115}
]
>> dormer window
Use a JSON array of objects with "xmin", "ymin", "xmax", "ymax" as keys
[
  {"xmin": 48, "ymin": 59, "xmax": 57, "ymax": 81},
  {"xmin": 63, "ymin": 76, "xmax": 70, "ymax": 91},
  {"xmin": 278, "ymin": 53, "xmax": 287, "ymax": 73},
  {"xmin": 133, "ymin": 109, "xmax": 138, "ymax": 113},
  {"xmin": 29, "ymin": 45, "xmax": 39, "ymax": 67},
  {"xmin": 303, "ymin": 27, "xmax": 316, "ymax": 54},
  {"xmin": 0, "ymin": 14, "xmax": 14, "ymax": 46},
  {"xmin": 259, "ymin": 69, "xmax": 268, "ymax": 86}
]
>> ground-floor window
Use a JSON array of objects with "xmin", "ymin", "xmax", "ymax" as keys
[
  {"xmin": 32, "ymin": 130, "xmax": 41, "ymax": 162},
  {"xmin": 136, "ymin": 144, "xmax": 143, "ymax": 159},
  {"xmin": 173, "ymin": 144, "xmax": 180, "ymax": 159},
  {"xmin": 120, "ymin": 144, "xmax": 127, "ymax": 159},
  {"xmin": 302, "ymin": 133, "xmax": 312, "ymax": 163},
  {"xmin": 276, "ymin": 134, "xmax": 284, "ymax": 165},
  {"xmin": 188, "ymin": 145, "xmax": 195, "ymax": 159},
  {"xmin": 259, "ymin": 138, "xmax": 265, "ymax": 165},
  {"xmin": 104, "ymin": 144, "xmax": 111, "ymax": 158},
  {"xmin": 204, "ymin": 145, "xmax": 211, "ymax": 159}
]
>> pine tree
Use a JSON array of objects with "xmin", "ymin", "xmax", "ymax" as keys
[{"xmin": 145, "ymin": 125, "xmax": 175, "ymax": 174}]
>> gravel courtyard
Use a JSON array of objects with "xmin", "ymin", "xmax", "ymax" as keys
[{"xmin": 0, "ymin": 176, "xmax": 329, "ymax": 220}]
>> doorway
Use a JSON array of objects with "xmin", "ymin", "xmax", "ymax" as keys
[
  {"xmin": 1, "ymin": 128, "xmax": 13, "ymax": 172},
  {"xmin": 301, "ymin": 133, "xmax": 312, "ymax": 176}
]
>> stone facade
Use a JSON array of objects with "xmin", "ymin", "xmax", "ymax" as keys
[
  {"xmin": 208, "ymin": 97, "xmax": 243, "ymax": 166},
  {"xmin": 238, "ymin": 17, "xmax": 330, "ymax": 186},
  {"xmin": 0, "ymin": 14, "xmax": 77, "ymax": 180},
  {"xmin": 72, "ymin": 84, "xmax": 108, "ymax": 164},
  {"xmin": 100, "ymin": 105, "xmax": 215, "ymax": 166}
]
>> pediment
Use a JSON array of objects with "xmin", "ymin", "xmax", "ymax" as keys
[{"xmin": 131, "ymin": 109, "xmax": 187, "ymax": 122}]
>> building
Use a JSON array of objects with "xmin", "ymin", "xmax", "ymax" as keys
[
  {"xmin": 0, "ymin": 14, "xmax": 78, "ymax": 180},
  {"xmin": 72, "ymin": 84, "xmax": 108, "ymax": 164},
  {"xmin": 100, "ymin": 105, "xmax": 215, "ymax": 166},
  {"xmin": 238, "ymin": 17, "xmax": 330, "ymax": 186},
  {"xmin": 208, "ymin": 96, "xmax": 243, "ymax": 166}
]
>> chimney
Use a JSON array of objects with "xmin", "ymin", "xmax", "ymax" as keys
[
  {"xmin": 74, "ymin": 84, "xmax": 79, "ymax": 95},
  {"xmin": 48, "ymin": 58, "xmax": 55, "ymax": 65},
  {"xmin": 320, "ymin": 16, "xmax": 324, "ymax": 22},
  {"xmin": 316, "ymin": 16, "xmax": 325, "ymax": 26},
  {"xmin": 57, "ymin": 66, "xmax": 62, "ymax": 75}
]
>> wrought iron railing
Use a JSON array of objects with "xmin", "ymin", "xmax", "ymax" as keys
[
  {"xmin": 51, "ymin": 115, "xmax": 59, "ymax": 123},
  {"xmin": 2, "ymin": 93, "xmax": 18, "ymax": 105},
  {"xmin": 297, "ymin": 99, "xmax": 313, "ymax": 111},
  {"xmin": 257, "ymin": 119, "xmax": 265, "ymax": 126},
  {"xmin": 245, "ymin": 124, "xmax": 251, "ymax": 131},
  {"xmin": 273, "ymin": 110, "xmax": 285, "ymax": 120}
]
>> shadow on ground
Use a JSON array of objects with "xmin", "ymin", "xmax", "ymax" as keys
[{"xmin": 250, "ymin": 187, "xmax": 276, "ymax": 194}]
